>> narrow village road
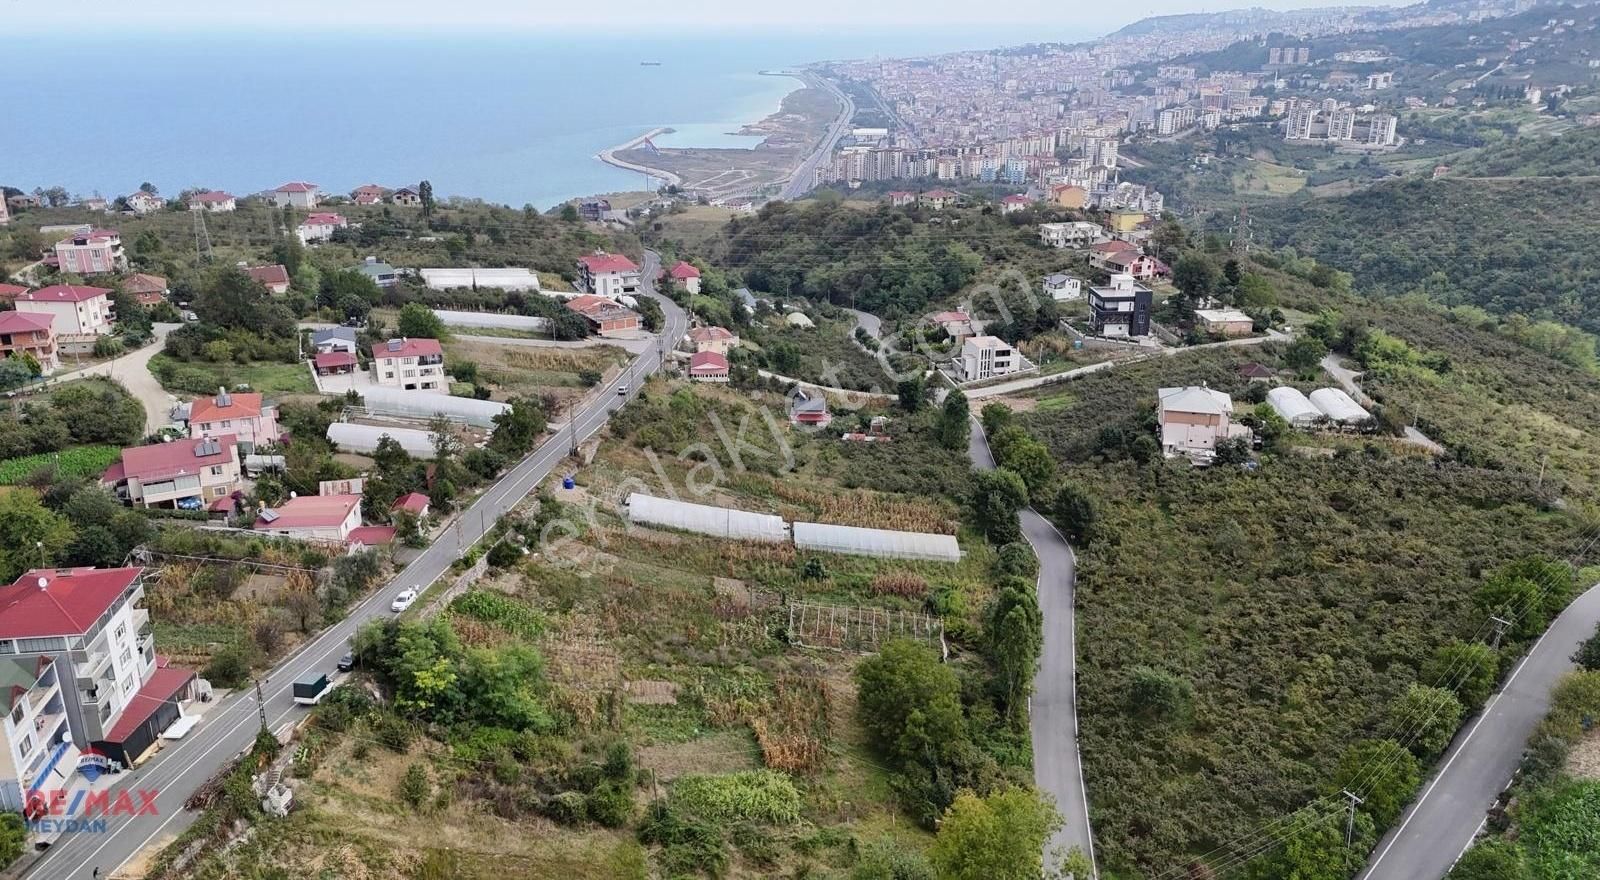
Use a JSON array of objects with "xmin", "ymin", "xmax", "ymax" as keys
[
  {"xmin": 968, "ymin": 419, "xmax": 1096, "ymax": 876},
  {"xmin": 52, "ymin": 322, "xmax": 180, "ymax": 434},
  {"xmin": 1359, "ymin": 581, "xmax": 1600, "ymax": 880}
]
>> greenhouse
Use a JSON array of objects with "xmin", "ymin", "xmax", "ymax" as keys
[
  {"xmin": 1309, "ymin": 387, "xmax": 1373, "ymax": 425},
  {"xmin": 1266, "ymin": 386, "xmax": 1323, "ymax": 428},
  {"xmin": 361, "ymin": 386, "xmax": 510, "ymax": 429},
  {"xmin": 327, "ymin": 422, "xmax": 437, "ymax": 458},
  {"xmin": 791, "ymin": 522, "xmax": 961, "ymax": 563},
  {"xmin": 624, "ymin": 493, "xmax": 789, "ymax": 543}
]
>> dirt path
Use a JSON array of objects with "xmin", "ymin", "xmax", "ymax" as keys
[{"xmin": 54, "ymin": 322, "xmax": 180, "ymax": 433}]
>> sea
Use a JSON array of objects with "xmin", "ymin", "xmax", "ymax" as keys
[{"xmin": 0, "ymin": 27, "xmax": 1096, "ymax": 209}]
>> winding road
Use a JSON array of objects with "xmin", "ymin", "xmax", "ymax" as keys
[
  {"xmin": 967, "ymin": 419, "xmax": 1096, "ymax": 875},
  {"xmin": 22, "ymin": 252, "xmax": 687, "ymax": 880},
  {"xmin": 1358, "ymin": 581, "xmax": 1600, "ymax": 880}
]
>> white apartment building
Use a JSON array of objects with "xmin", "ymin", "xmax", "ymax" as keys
[
  {"xmin": 576, "ymin": 252, "xmax": 642, "ymax": 298},
  {"xmin": 272, "ymin": 181, "xmax": 320, "ymax": 208},
  {"xmin": 14, "ymin": 285, "xmax": 115, "ymax": 342},
  {"xmin": 958, "ymin": 335, "xmax": 1021, "ymax": 382},
  {"xmin": 1039, "ymin": 221, "xmax": 1104, "ymax": 249},
  {"xmin": 371, "ymin": 337, "xmax": 447, "ymax": 393}
]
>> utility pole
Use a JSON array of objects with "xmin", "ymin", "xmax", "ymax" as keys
[
  {"xmin": 253, "ymin": 677, "xmax": 268, "ymax": 732},
  {"xmin": 192, "ymin": 208, "xmax": 213, "ymax": 263},
  {"xmin": 1341, "ymin": 790, "xmax": 1364, "ymax": 847},
  {"xmin": 1490, "ymin": 616, "xmax": 1512, "ymax": 650}
]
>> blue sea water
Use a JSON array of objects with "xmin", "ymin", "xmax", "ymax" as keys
[{"xmin": 0, "ymin": 27, "xmax": 1094, "ymax": 209}]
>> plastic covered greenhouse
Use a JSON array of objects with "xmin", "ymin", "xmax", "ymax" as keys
[
  {"xmin": 625, "ymin": 493, "xmax": 789, "ymax": 543},
  {"xmin": 1266, "ymin": 386, "xmax": 1322, "ymax": 427},
  {"xmin": 327, "ymin": 422, "xmax": 437, "ymax": 458},
  {"xmin": 792, "ymin": 522, "xmax": 961, "ymax": 562},
  {"xmin": 432, "ymin": 309, "xmax": 552, "ymax": 332},
  {"xmin": 361, "ymin": 386, "xmax": 510, "ymax": 428},
  {"xmin": 1309, "ymin": 387, "xmax": 1373, "ymax": 425}
]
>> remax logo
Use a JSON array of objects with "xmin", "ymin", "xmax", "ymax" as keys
[
  {"xmin": 23, "ymin": 785, "xmax": 160, "ymax": 834},
  {"xmin": 76, "ymin": 745, "xmax": 115, "ymax": 782}
]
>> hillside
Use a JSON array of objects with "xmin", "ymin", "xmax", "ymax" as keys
[
  {"xmin": 1240, "ymin": 177, "xmax": 1600, "ymax": 330},
  {"xmin": 1449, "ymin": 124, "xmax": 1600, "ymax": 177}
]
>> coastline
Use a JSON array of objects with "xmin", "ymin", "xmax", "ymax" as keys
[
  {"xmin": 595, "ymin": 127, "xmax": 684, "ymax": 189},
  {"xmin": 596, "ymin": 70, "xmax": 843, "ymax": 202}
]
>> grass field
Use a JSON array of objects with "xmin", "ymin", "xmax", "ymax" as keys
[
  {"xmin": 149, "ymin": 354, "xmax": 315, "ymax": 395},
  {"xmin": 0, "ymin": 445, "xmax": 121, "ymax": 484}
]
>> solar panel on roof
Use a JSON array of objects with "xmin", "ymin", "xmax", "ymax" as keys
[{"xmin": 258, "ymin": 508, "xmax": 279, "ymax": 523}]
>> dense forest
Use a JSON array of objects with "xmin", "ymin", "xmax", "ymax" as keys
[
  {"xmin": 1240, "ymin": 178, "xmax": 1600, "ymax": 331},
  {"xmin": 1012, "ymin": 341, "xmax": 1585, "ymax": 876},
  {"xmin": 1451, "ymin": 125, "xmax": 1600, "ymax": 178}
]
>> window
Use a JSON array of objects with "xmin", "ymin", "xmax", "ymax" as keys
[
  {"xmin": 119, "ymin": 648, "xmax": 132, "ymax": 668},
  {"xmin": 115, "ymin": 624, "xmax": 126, "ymax": 642},
  {"xmin": 210, "ymin": 466, "xmax": 223, "ymax": 476},
  {"xmin": 221, "ymin": 420, "xmax": 231, "ymax": 428},
  {"xmin": 10, "ymin": 704, "xmax": 22, "ymax": 725},
  {"xmin": 213, "ymin": 487, "xmax": 225, "ymax": 497},
  {"xmin": 18, "ymin": 734, "xmax": 33, "ymax": 757}
]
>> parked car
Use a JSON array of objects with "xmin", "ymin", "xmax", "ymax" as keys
[
  {"xmin": 390, "ymin": 588, "xmax": 420, "ymax": 613},
  {"xmin": 336, "ymin": 652, "xmax": 355, "ymax": 672}
]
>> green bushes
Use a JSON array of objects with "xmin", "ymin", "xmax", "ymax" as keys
[
  {"xmin": 398, "ymin": 763, "xmax": 431, "ymax": 809},
  {"xmin": 449, "ymin": 590, "xmax": 544, "ymax": 638},
  {"xmin": 0, "ymin": 445, "xmax": 121, "ymax": 485},
  {"xmin": 671, "ymin": 770, "xmax": 802, "ymax": 825}
]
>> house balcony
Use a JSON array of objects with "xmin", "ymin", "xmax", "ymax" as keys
[
  {"xmin": 131, "ymin": 607, "xmax": 151, "ymax": 632},
  {"xmin": 73, "ymin": 650, "xmax": 110, "ymax": 685}
]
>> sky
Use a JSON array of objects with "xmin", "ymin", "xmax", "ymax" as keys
[{"xmin": 5, "ymin": 0, "xmax": 1413, "ymax": 35}]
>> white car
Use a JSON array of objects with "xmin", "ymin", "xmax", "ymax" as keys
[{"xmin": 389, "ymin": 588, "xmax": 420, "ymax": 613}]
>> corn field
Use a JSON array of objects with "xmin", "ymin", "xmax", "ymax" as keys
[
  {"xmin": 770, "ymin": 480, "xmax": 955, "ymax": 534},
  {"xmin": 752, "ymin": 676, "xmax": 829, "ymax": 774}
]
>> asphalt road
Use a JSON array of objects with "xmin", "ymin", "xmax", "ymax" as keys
[
  {"xmin": 25, "ymin": 252, "xmax": 685, "ymax": 880},
  {"xmin": 778, "ymin": 73, "xmax": 854, "ymax": 202},
  {"xmin": 967, "ymin": 419, "xmax": 1097, "ymax": 876},
  {"xmin": 51, "ymin": 323, "xmax": 180, "ymax": 434},
  {"xmin": 1357, "ymin": 581, "xmax": 1600, "ymax": 880}
]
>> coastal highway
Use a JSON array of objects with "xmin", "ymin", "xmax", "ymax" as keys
[
  {"xmin": 1357, "ymin": 580, "xmax": 1600, "ymax": 880},
  {"xmin": 779, "ymin": 72, "xmax": 853, "ymax": 201},
  {"xmin": 968, "ymin": 419, "xmax": 1097, "ymax": 876},
  {"xmin": 24, "ymin": 251, "xmax": 687, "ymax": 880}
]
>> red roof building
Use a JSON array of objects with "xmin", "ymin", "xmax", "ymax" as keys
[
  {"xmin": 0, "ymin": 283, "xmax": 30, "ymax": 300},
  {"xmin": 351, "ymin": 184, "xmax": 387, "ymax": 205},
  {"xmin": 122, "ymin": 273, "xmax": 168, "ymax": 305},
  {"xmin": 577, "ymin": 253, "xmax": 639, "ymax": 274},
  {"xmin": 347, "ymin": 526, "xmax": 397, "ymax": 547},
  {"xmin": 0, "ymin": 567, "xmax": 143, "ymax": 640},
  {"xmin": 576, "ymin": 252, "xmax": 642, "ymax": 298},
  {"xmin": 106, "ymin": 434, "xmax": 242, "ymax": 509},
  {"xmin": 688, "ymin": 350, "xmax": 730, "ymax": 382},
  {"xmin": 0, "ymin": 310, "xmax": 58, "ymax": 373},
  {"xmin": 313, "ymin": 351, "xmax": 357, "ymax": 375},
  {"xmin": 254, "ymin": 493, "xmax": 363, "ymax": 541},
  {"xmin": 369, "ymin": 337, "xmax": 442, "ymax": 360},
  {"xmin": 245, "ymin": 264, "xmax": 291, "ymax": 294},
  {"xmin": 19, "ymin": 284, "xmax": 113, "ymax": 303},
  {"xmin": 565, "ymin": 295, "xmax": 641, "ymax": 335},
  {"xmin": 275, "ymin": 181, "xmax": 318, "ymax": 193},
  {"xmin": 188, "ymin": 390, "xmax": 279, "ymax": 450},
  {"xmin": 667, "ymin": 261, "xmax": 700, "ymax": 279},
  {"xmin": 391, "ymin": 492, "xmax": 431, "ymax": 516}
]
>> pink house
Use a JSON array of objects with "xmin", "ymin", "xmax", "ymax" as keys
[
  {"xmin": 187, "ymin": 389, "xmax": 280, "ymax": 452},
  {"xmin": 688, "ymin": 350, "xmax": 730, "ymax": 382},
  {"xmin": 351, "ymin": 184, "xmax": 386, "ymax": 205},
  {"xmin": 53, "ymin": 229, "xmax": 127, "ymax": 275},
  {"xmin": 244, "ymin": 264, "xmax": 291, "ymax": 294}
]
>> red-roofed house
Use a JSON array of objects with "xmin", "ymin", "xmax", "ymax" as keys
[
  {"xmin": 688, "ymin": 350, "xmax": 730, "ymax": 382},
  {"xmin": 188, "ymin": 389, "xmax": 279, "ymax": 451},
  {"xmin": 125, "ymin": 191, "xmax": 163, "ymax": 214},
  {"xmin": 96, "ymin": 663, "xmax": 196, "ymax": 767},
  {"xmin": 687, "ymin": 325, "xmax": 740, "ymax": 355},
  {"xmin": 372, "ymin": 337, "xmax": 446, "ymax": 392},
  {"xmin": 1088, "ymin": 239, "xmax": 1139, "ymax": 271},
  {"xmin": 0, "ymin": 567, "xmax": 158, "ymax": 746},
  {"xmin": 53, "ymin": 228, "xmax": 126, "ymax": 275},
  {"xmin": 1000, "ymin": 194, "xmax": 1032, "ymax": 213},
  {"xmin": 272, "ymin": 181, "xmax": 320, "ymax": 209},
  {"xmin": 667, "ymin": 261, "xmax": 702, "ymax": 294},
  {"xmin": 122, "ymin": 273, "xmax": 168, "ymax": 306},
  {"xmin": 351, "ymin": 184, "xmax": 386, "ymax": 205},
  {"xmin": 14, "ymin": 285, "xmax": 115, "ymax": 342},
  {"xmin": 347, "ymin": 526, "xmax": 397, "ymax": 547},
  {"xmin": 255, "ymin": 494, "xmax": 363, "ymax": 541},
  {"xmin": 929, "ymin": 310, "xmax": 975, "ymax": 341},
  {"xmin": 244, "ymin": 264, "xmax": 291, "ymax": 294},
  {"xmin": 391, "ymin": 492, "xmax": 431, "ymax": 519},
  {"xmin": 297, "ymin": 212, "xmax": 347, "ymax": 244},
  {"xmin": 313, "ymin": 351, "xmax": 357, "ymax": 377},
  {"xmin": 0, "ymin": 284, "xmax": 29, "ymax": 302},
  {"xmin": 576, "ymin": 252, "xmax": 641, "ymax": 298},
  {"xmin": 565, "ymin": 295, "xmax": 641, "ymax": 335},
  {"xmin": 186, "ymin": 191, "xmax": 236, "ymax": 213},
  {"xmin": 104, "ymin": 434, "xmax": 241, "ymax": 509},
  {"xmin": 0, "ymin": 310, "xmax": 59, "ymax": 373}
]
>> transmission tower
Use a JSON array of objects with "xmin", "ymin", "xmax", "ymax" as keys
[{"xmin": 192, "ymin": 208, "xmax": 213, "ymax": 263}]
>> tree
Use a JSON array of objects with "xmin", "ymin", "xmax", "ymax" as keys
[
  {"xmin": 1574, "ymin": 624, "xmax": 1600, "ymax": 671},
  {"xmin": 418, "ymin": 179, "xmax": 435, "ymax": 218},
  {"xmin": 1422, "ymin": 640, "xmax": 1498, "ymax": 708},
  {"xmin": 1128, "ymin": 665, "xmax": 1194, "ymax": 723},
  {"xmin": 1243, "ymin": 809, "xmax": 1373, "ymax": 880},
  {"xmin": 938, "ymin": 389, "xmax": 970, "ymax": 450},
  {"xmin": 319, "ymin": 269, "xmax": 381, "ymax": 311},
  {"xmin": 980, "ymin": 402, "xmax": 1013, "ymax": 435},
  {"xmin": 1446, "ymin": 840, "xmax": 1528, "ymax": 880},
  {"xmin": 1052, "ymin": 483, "xmax": 1097, "ymax": 547},
  {"xmin": 1384, "ymin": 684, "xmax": 1463, "ymax": 759},
  {"xmin": 194, "ymin": 267, "xmax": 295, "ymax": 336},
  {"xmin": 852, "ymin": 838, "xmax": 934, "ymax": 880},
  {"xmin": 398, "ymin": 762, "xmax": 431, "ymax": 809},
  {"xmin": 1472, "ymin": 568, "xmax": 1547, "ymax": 642},
  {"xmin": 1283, "ymin": 336, "xmax": 1329, "ymax": 372},
  {"xmin": 970, "ymin": 468, "xmax": 1027, "ymax": 544},
  {"xmin": 988, "ymin": 581, "xmax": 1043, "ymax": 715},
  {"xmin": 0, "ymin": 491, "xmax": 74, "ymax": 582},
  {"xmin": 559, "ymin": 203, "xmax": 580, "ymax": 222},
  {"xmin": 897, "ymin": 375, "xmax": 927, "ymax": 413},
  {"xmin": 928, "ymin": 787, "xmax": 1061, "ymax": 880},
  {"xmin": 1332, "ymin": 739, "xmax": 1420, "ymax": 828},
  {"xmin": 1172, "ymin": 252, "xmax": 1219, "ymax": 310},
  {"xmin": 397, "ymin": 303, "xmax": 447, "ymax": 339},
  {"xmin": 0, "ymin": 358, "xmax": 35, "ymax": 391},
  {"xmin": 490, "ymin": 397, "xmax": 547, "ymax": 455},
  {"xmin": 1212, "ymin": 437, "xmax": 1251, "ymax": 465},
  {"xmin": 285, "ymin": 588, "xmax": 323, "ymax": 632},
  {"xmin": 855, "ymin": 639, "xmax": 965, "ymax": 768},
  {"xmin": 0, "ymin": 813, "xmax": 25, "ymax": 871}
]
